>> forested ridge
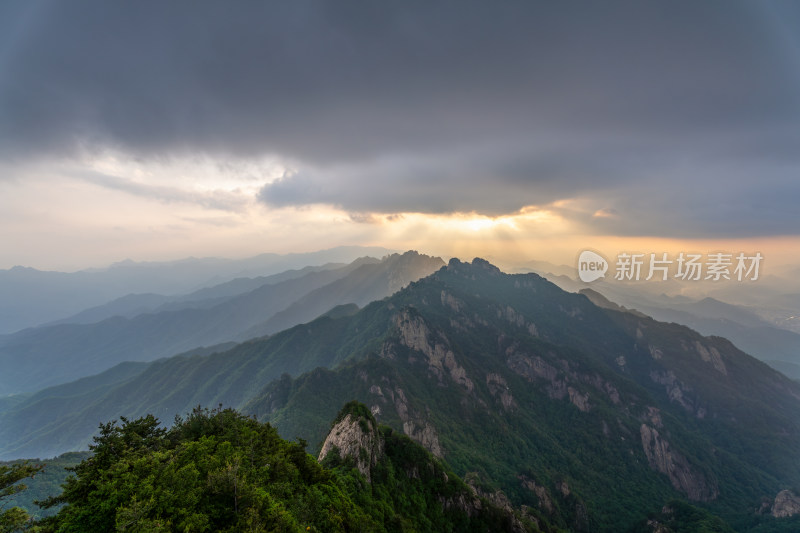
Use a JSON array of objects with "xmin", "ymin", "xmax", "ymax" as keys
[{"xmin": 3, "ymin": 405, "xmax": 541, "ymax": 532}]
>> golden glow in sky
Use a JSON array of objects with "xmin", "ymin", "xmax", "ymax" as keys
[
  {"xmin": 1, "ymin": 2, "xmax": 798, "ymax": 274},
  {"xmin": 2, "ymin": 150, "xmax": 796, "ymax": 273}
]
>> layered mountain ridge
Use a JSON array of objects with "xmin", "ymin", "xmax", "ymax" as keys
[
  {"xmin": 0, "ymin": 251, "xmax": 443, "ymax": 395},
  {"xmin": 3, "ymin": 256, "xmax": 799, "ymax": 531},
  {"xmin": 0, "ymin": 246, "xmax": 397, "ymax": 334},
  {"xmin": 249, "ymin": 258, "xmax": 800, "ymax": 531}
]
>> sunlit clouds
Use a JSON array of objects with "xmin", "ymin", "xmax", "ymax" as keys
[{"xmin": 1, "ymin": 1, "xmax": 799, "ymax": 270}]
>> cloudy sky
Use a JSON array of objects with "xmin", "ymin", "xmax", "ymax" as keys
[{"xmin": 1, "ymin": 0, "xmax": 799, "ymax": 271}]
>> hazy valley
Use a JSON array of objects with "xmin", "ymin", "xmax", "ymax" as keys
[{"xmin": 2, "ymin": 250, "xmax": 800, "ymax": 532}]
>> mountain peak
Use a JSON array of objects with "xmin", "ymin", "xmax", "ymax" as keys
[
  {"xmin": 445, "ymin": 256, "xmax": 502, "ymax": 277},
  {"xmin": 319, "ymin": 401, "xmax": 383, "ymax": 482},
  {"xmin": 383, "ymin": 250, "xmax": 443, "ymax": 266}
]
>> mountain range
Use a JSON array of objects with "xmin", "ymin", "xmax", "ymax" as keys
[
  {"xmin": 576, "ymin": 284, "xmax": 800, "ymax": 381},
  {"xmin": 0, "ymin": 246, "xmax": 396, "ymax": 335},
  {"xmin": 2, "ymin": 256, "xmax": 799, "ymax": 531},
  {"xmin": 0, "ymin": 251, "xmax": 443, "ymax": 395},
  {"xmin": 526, "ymin": 262, "xmax": 800, "ymax": 382}
]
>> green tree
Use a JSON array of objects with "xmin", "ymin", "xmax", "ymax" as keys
[
  {"xmin": 36, "ymin": 405, "xmax": 538, "ymax": 532},
  {"xmin": 1, "ymin": 462, "xmax": 43, "ymax": 532},
  {"xmin": 38, "ymin": 408, "xmax": 376, "ymax": 532}
]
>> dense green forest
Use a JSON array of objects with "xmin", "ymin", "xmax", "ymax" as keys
[
  {"xmin": 1, "ymin": 453, "xmax": 90, "ymax": 522},
  {"xmin": 3, "ymin": 405, "xmax": 542, "ymax": 532},
  {"xmin": 1, "ymin": 461, "xmax": 42, "ymax": 532},
  {"xmin": 4, "ymin": 404, "xmax": 798, "ymax": 532},
  {"xmin": 4, "ymin": 259, "xmax": 800, "ymax": 532}
]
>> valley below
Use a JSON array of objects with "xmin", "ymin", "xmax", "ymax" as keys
[{"xmin": 2, "ymin": 252, "xmax": 800, "ymax": 532}]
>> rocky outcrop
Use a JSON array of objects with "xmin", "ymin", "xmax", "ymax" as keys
[
  {"xmin": 364, "ymin": 381, "xmax": 444, "ymax": 458},
  {"xmin": 393, "ymin": 309, "xmax": 474, "ymax": 392},
  {"xmin": 402, "ymin": 420, "xmax": 443, "ymax": 458},
  {"xmin": 648, "ymin": 345, "xmax": 663, "ymax": 360},
  {"xmin": 645, "ymin": 406, "xmax": 663, "ymax": 428},
  {"xmin": 439, "ymin": 491, "xmax": 484, "ymax": 519},
  {"xmin": 506, "ymin": 350, "xmax": 623, "ymax": 411},
  {"xmin": 649, "ymin": 369, "xmax": 696, "ymax": 413},
  {"xmin": 492, "ymin": 304, "xmax": 538, "ymax": 336},
  {"xmin": 486, "ymin": 373, "xmax": 516, "ymax": 410},
  {"xmin": 506, "ymin": 352, "xmax": 559, "ymax": 383},
  {"xmin": 567, "ymin": 386, "xmax": 590, "ymax": 412},
  {"xmin": 465, "ymin": 474, "xmax": 528, "ymax": 533},
  {"xmin": 639, "ymin": 424, "xmax": 717, "ymax": 501},
  {"xmin": 393, "ymin": 386, "xmax": 444, "ymax": 457},
  {"xmin": 318, "ymin": 410, "xmax": 383, "ymax": 482},
  {"xmin": 447, "ymin": 257, "xmax": 502, "ymax": 277},
  {"xmin": 772, "ymin": 490, "xmax": 800, "ymax": 517},
  {"xmin": 518, "ymin": 475, "xmax": 554, "ymax": 514},
  {"xmin": 694, "ymin": 341, "xmax": 728, "ymax": 375},
  {"xmin": 440, "ymin": 290, "xmax": 465, "ymax": 313}
]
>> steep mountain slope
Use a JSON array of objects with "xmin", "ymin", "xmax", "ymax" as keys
[
  {"xmin": 0, "ymin": 263, "xmax": 365, "ymax": 395},
  {"xmin": 239, "ymin": 251, "xmax": 446, "ymax": 338},
  {"xmin": 0, "ymin": 304, "xmax": 395, "ymax": 459},
  {"xmin": 0, "ymin": 246, "xmax": 395, "ymax": 334},
  {"xmin": 243, "ymin": 259, "xmax": 800, "ymax": 531},
  {"xmin": 0, "ymin": 252, "xmax": 441, "ymax": 395},
  {"xmin": 317, "ymin": 401, "xmax": 546, "ymax": 531},
  {"xmin": 579, "ymin": 288, "xmax": 800, "ymax": 380},
  {"xmin": 35, "ymin": 405, "xmax": 544, "ymax": 532},
  {"xmin": 48, "ymin": 263, "xmax": 346, "ymax": 326},
  {"xmin": 0, "ymin": 253, "xmax": 444, "ymax": 457},
  {"xmin": 4, "ymin": 258, "xmax": 799, "ymax": 531}
]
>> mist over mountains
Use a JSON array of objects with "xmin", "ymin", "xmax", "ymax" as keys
[
  {"xmin": 2, "ymin": 253, "xmax": 800, "ymax": 531},
  {"xmin": 521, "ymin": 260, "xmax": 800, "ymax": 382},
  {"xmin": 2, "ymin": 2, "xmax": 799, "ymax": 530},
  {"xmin": 0, "ymin": 246, "xmax": 396, "ymax": 335},
  {"xmin": 0, "ymin": 251, "xmax": 442, "ymax": 395}
]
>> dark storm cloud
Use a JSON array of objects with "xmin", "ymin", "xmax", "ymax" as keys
[
  {"xmin": 1, "ymin": 0, "xmax": 799, "ymax": 236},
  {"xmin": 258, "ymin": 136, "xmax": 646, "ymax": 215}
]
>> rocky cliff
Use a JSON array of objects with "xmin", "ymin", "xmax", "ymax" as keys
[
  {"xmin": 318, "ymin": 406, "xmax": 383, "ymax": 482},
  {"xmin": 317, "ymin": 401, "xmax": 541, "ymax": 531},
  {"xmin": 772, "ymin": 489, "xmax": 800, "ymax": 518},
  {"xmin": 254, "ymin": 257, "xmax": 800, "ymax": 531}
]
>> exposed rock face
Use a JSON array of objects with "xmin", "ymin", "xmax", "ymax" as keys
[
  {"xmin": 402, "ymin": 420, "xmax": 443, "ymax": 458},
  {"xmin": 492, "ymin": 304, "xmax": 538, "ymax": 336},
  {"xmin": 772, "ymin": 490, "xmax": 800, "ymax": 517},
  {"xmin": 439, "ymin": 491, "xmax": 484, "ymax": 519},
  {"xmin": 499, "ymin": 305, "xmax": 526, "ymax": 328},
  {"xmin": 465, "ymin": 475, "xmax": 528, "ymax": 533},
  {"xmin": 507, "ymin": 352, "xmax": 559, "ymax": 383},
  {"xmin": 318, "ymin": 413, "xmax": 383, "ymax": 482},
  {"xmin": 486, "ymin": 373, "xmax": 516, "ymax": 410},
  {"xmin": 639, "ymin": 424, "xmax": 717, "ymax": 501},
  {"xmin": 649, "ymin": 369, "xmax": 696, "ymax": 413},
  {"xmin": 518, "ymin": 475, "xmax": 554, "ymax": 514},
  {"xmin": 648, "ymin": 345, "xmax": 663, "ymax": 360},
  {"xmin": 392, "ymin": 386, "xmax": 444, "ymax": 457},
  {"xmin": 506, "ymin": 349, "xmax": 621, "ymax": 411},
  {"xmin": 645, "ymin": 406, "xmax": 663, "ymax": 428},
  {"xmin": 556, "ymin": 480, "xmax": 570, "ymax": 497},
  {"xmin": 694, "ymin": 341, "xmax": 728, "ymax": 375},
  {"xmin": 440, "ymin": 290, "xmax": 464, "ymax": 313},
  {"xmin": 393, "ymin": 309, "xmax": 474, "ymax": 392},
  {"xmin": 567, "ymin": 386, "xmax": 590, "ymax": 412}
]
